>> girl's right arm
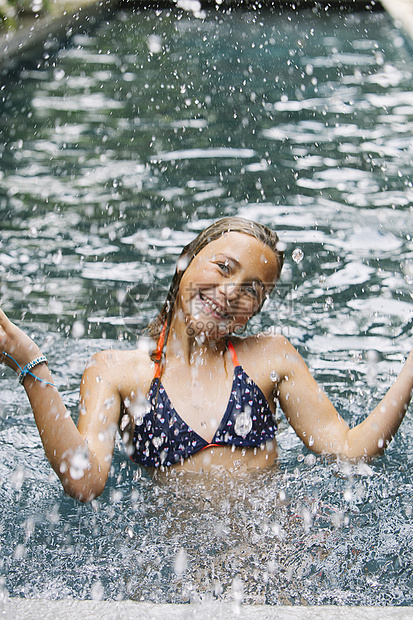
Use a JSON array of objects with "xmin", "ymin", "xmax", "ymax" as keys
[{"xmin": 0, "ymin": 309, "xmax": 121, "ymax": 502}]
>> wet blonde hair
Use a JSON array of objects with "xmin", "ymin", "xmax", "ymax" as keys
[{"xmin": 147, "ymin": 217, "xmax": 284, "ymax": 361}]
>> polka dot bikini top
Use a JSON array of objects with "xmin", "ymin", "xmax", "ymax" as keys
[{"xmin": 129, "ymin": 341, "xmax": 277, "ymax": 468}]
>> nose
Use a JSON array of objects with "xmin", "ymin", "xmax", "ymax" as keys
[{"xmin": 218, "ymin": 280, "xmax": 240, "ymax": 305}]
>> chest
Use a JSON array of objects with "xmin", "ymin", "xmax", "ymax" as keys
[{"xmin": 160, "ymin": 363, "xmax": 235, "ymax": 442}]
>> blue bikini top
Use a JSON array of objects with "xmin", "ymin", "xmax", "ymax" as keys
[{"xmin": 129, "ymin": 341, "xmax": 277, "ymax": 468}]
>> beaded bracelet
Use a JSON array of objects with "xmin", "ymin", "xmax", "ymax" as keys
[
  {"xmin": 1, "ymin": 351, "xmax": 55, "ymax": 387},
  {"xmin": 19, "ymin": 355, "xmax": 48, "ymax": 384}
]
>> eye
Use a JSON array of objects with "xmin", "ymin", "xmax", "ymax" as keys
[
  {"xmin": 216, "ymin": 261, "xmax": 231, "ymax": 274},
  {"xmin": 243, "ymin": 283, "xmax": 259, "ymax": 299}
]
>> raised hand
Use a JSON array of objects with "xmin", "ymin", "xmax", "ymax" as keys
[{"xmin": 0, "ymin": 308, "xmax": 43, "ymax": 375}]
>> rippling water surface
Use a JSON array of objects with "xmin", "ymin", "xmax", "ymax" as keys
[{"xmin": 0, "ymin": 6, "xmax": 413, "ymax": 606}]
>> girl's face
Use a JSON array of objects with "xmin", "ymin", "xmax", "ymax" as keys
[{"xmin": 177, "ymin": 232, "xmax": 280, "ymax": 340}]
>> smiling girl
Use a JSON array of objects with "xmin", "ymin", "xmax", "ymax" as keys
[{"xmin": 1, "ymin": 217, "xmax": 412, "ymax": 502}]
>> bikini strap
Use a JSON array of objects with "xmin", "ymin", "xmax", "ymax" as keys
[
  {"xmin": 227, "ymin": 341, "xmax": 240, "ymax": 367},
  {"xmin": 154, "ymin": 329, "xmax": 240, "ymax": 379},
  {"xmin": 153, "ymin": 322, "xmax": 167, "ymax": 380}
]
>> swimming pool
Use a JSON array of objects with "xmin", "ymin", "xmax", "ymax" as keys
[{"xmin": 0, "ymin": 6, "xmax": 412, "ymax": 606}]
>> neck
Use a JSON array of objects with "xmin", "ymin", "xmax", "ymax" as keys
[{"xmin": 166, "ymin": 312, "xmax": 228, "ymax": 365}]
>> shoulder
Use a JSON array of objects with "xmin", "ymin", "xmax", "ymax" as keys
[
  {"xmin": 231, "ymin": 332, "xmax": 303, "ymax": 382},
  {"xmin": 82, "ymin": 344, "xmax": 154, "ymax": 393},
  {"xmin": 232, "ymin": 331, "xmax": 295, "ymax": 359}
]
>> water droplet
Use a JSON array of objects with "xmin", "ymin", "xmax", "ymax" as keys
[
  {"xmin": 24, "ymin": 517, "xmax": 35, "ymax": 538},
  {"xmin": 147, "ymin": 34, "xmax": 163, "ymax": 54},
  {"xmin": 324, "ymin": 296, "xmax": 334, "ymax": 310},
  {"xmin": 174, "ymin": 548, "xmax": 188, "ymax": 576},
  {"xmin": 366, "ymin": 349, "xmax": 379, "ymax": 364},
  {"xmin": 231, "ymin": 576, "xmax": 244, "ymax": 606},
  {"xmin": 46, "ymin": 504, "xmax": 60, "ymax": 525},
  {"xmin": 52, "ymin": 249, "xmax": 62, "ymax": 265},
  {"xmin": 91, "ymin": 580, "xmax": 104, "ymax": 601},
  {"xmin": 270, "ymin": 370, "xmax": 279, "ymax": 383},
  {"xmin": 177, "ymin": 255, "xmax": 190, "ymax": 272},
  {"xmin": 301, "ymin": 507, "xmax": 312, "ymax": 532},
  {"xmin": 234, "ymin": 410, "xmax": 252, "ymax": 437},
  {"xmin": 160, "ymin": 227, "xmax": 171, "ymax": 239},
  {"xmin": 71, "ymin": 320, "xmax": 85, "ymax": 339},
  {"xmin": 69, "ymin": 450, "xmax": 90, "ymax": 480},
  {"xmin": 104, "ymin": 397, "xmax": 115, "ymax": 410},
  {"xmin": 111, "ymin": 489, "xmax": 123, "ymax": 503},
  {"xmin": 402, "ymin": 261, "xmax": 413, "ymax": 279},
  {"xmin": 152, "ymin": 436, "xmax": 164, "ymax": 449},
  {"xmin": 176, "ymin": 0, "xmax": 205, "ymax": 16},
  {"xmin": 14, "ymin": 544, "xmax": 26, "ymax": 560},
  {"xmin": 129, "ymin": 393, "xmax": 149, "ymax": 426},
  {"xmin": 54, "ymin": 68, "xmax": 65, "ymax": 81},
  {"xmin": 343, "ymin": 489, "xmax": 353, "ymax": 502},
  {"xmin": 292, "ymin": 247, "xmax": 304, "ymax": 264},
  {"xmin": 356, "ymin": 462, "xmax": 374, "ymax": 477},
  {"xmin": 304, "ymin": 453, "xmax": 316, "ymax": 466},
  {"xmin": 10, "ymin": 467, "xmax": 25, "ymax": 491}
]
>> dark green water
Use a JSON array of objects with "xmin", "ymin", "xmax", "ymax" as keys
[{"xmin": 0, "ymin": 7, "xmax": 412, "ymax": 605}]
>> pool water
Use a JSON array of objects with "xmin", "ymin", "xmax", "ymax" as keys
[{"xmin": 0, "ymin": 6, "xmax": 413, "ymax": 606}]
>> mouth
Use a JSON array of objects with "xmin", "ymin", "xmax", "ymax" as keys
[{"xmin": 199, "ymin": 292, "xmax": 230, "ymax": 320}]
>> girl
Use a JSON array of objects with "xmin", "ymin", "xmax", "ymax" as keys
[{"xmin": 1, "ymin": 217, "xmax": 412, "ymax": 502}]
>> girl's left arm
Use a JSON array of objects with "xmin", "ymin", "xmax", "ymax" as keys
[{"xmin": 274, "ymin": 336, "xmax": 413, "ymax": 459}]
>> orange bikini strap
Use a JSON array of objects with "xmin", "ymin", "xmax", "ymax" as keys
[
  {"xmin": 227, "ymin": 341, "xmax": 240, "ymax": 367},
  {"xmin": 154, "ymin": 330, "xmax": 239, "ymax": 380},
  {"xmin": 153, "ymin": 322, "xmax": 167, "ymax": 380}
]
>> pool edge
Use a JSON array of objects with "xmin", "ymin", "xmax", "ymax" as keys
[
  {"xmin": 2, "ymin": 599, "xmax": 413, "ymax": 619},
  {"xmin": 2, "ymin": 0, "xmax": 410, "ymax": 76},
  {"xmin": 0, "ymin": 0, "xmax": 117, "ymax": 74}
]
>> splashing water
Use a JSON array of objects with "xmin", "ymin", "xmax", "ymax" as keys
[{"xmin": 0, "ymin": 7, "xmax": 412, "ymax": 606}]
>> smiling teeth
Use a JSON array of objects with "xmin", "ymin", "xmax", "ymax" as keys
[{"xmin": 201, "ymin": 294, "xmax": 227, "ymax": 318}]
